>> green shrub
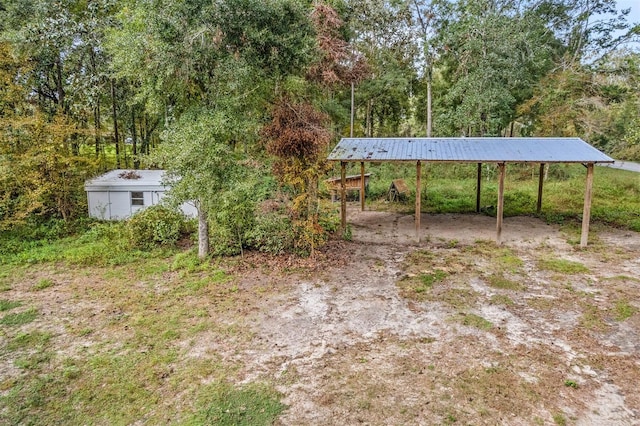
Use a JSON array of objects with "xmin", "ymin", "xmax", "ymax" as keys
[
  {"xmin": 209, "ymin": 225, "xmax": 242, "ymax": 257},
  {"xmin": 244, "ymin": 214, "xmax": 295, "ymax": 255},
  {"xmin": 126, "ymin": 206, "xmax": 186, "ymax": 250}
]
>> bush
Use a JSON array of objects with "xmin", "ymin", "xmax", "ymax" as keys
[
  {"xmin": 244, "ymin": 214, "xmax": 295, "ymax": 255},
  {"xmin": 126, "ymin": 206, "xmax": 186, "ymax": 250}
]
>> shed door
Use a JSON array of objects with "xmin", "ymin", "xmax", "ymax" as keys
[{"xmin": 109, "ymin": 192, "xmax": 131, "ymax": 219}]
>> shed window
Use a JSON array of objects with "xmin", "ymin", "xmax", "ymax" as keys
[{"xmin": 131, "ymin": 191, "xmax": 144, "ymax": 206}]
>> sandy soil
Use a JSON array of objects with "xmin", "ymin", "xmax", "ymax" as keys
[{"xmin": 235, "ymin": 207, "xmax": 640, "ymax": 425}]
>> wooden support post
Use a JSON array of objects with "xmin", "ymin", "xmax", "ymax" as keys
[
  {"xmin": 416, "ymin": 161, "xmax": 422, "ymax": 242},
  {"xmin": 476, "ymin": 162, "xmax": 482, "ymax": 213},
  {"xmin": 537, "ymin": 163, "xmax": 545, "ymax": 214},
  {"xmin": 496, "ymin": 163, "xmax": 506, "ymax": 245},
  {"xmin": 341, "ymin": 162, "xmax": 347, "ymax": 235},
  {"xmin": 580, "ymin": 163, "xmax": 594, "ymax": 248},
  {"xmin": 360, "ymin": 162, "xmax": 365, "ymax": 211},
  {"xmin": 350, "ymin": 82, "xmax": 355, "ymax": 138}
]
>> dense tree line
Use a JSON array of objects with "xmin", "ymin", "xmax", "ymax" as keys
[{"xmin": 1, "ymin": 0, "xmax": 638, "ymax": 255}]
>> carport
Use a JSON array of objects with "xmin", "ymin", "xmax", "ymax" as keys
[{"xmin": 327, "ymin": 137, "xmax": 614, "ymax": 247}]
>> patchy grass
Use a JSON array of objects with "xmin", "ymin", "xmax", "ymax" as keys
[
  {"xmin": 32, "ymin": 278, "xmax": 54, "ymax": 291},
  {"xmin": 0, "ymin": 308, "xmax": 38, "ymax": 326},
  {"xmin": 538, "ymin": 258, "xmax": 589, "ymax": 274},
  {"xmin": 188, "ymin": 383, "xmax": 286, "ymax": 425},
  {"xmin": 0, "ymin": 299, "xmax": 22, "ymax": 312},
  {"xmin": 580, "ymin": 304, "xmax": 607, "ymax": 330},
  {"xmin": 487, "ymin": 272, "xmax": 525, "ymax": 291},
  {"xmin": 7, "ymin": 331, "xmax": 53, "ymax": 351},
  {"xmin": 458, "ymin": 313, "xmax": 493, "ymax": 330},
  {"xmin": 614, "ymin": 300, "xmax": 636, "ymax": 321},
  {"xmin": 526, "ymin": 297, "xmax": 558, "ymax": 311},
  {"xmin": 489, "ymin": 294, "xmax": 514, "ymax": 306}
]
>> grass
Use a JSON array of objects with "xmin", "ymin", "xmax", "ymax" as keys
[
  {"xmin": 537, "ymin": 258, "xmax": 589, "ymax": 274},
  {"xmin": 489, "ymin": 294, "xmax": 514, "ymax": 306},
  {"xmin": 33, "ymin": 278, "xmax": 54, "ymax": 291},
  {"xmin": 487, "ymin": 272, "xmax": 525, "ymax": 291},
  {"xmin": 416, "ymin": 270, "xmax": 448, "ymax": 292},
  {"xmin": 0, "ymin": 299, "xmax": 22, "ymax": 312},
  {"xmin": 0, "ymin": 308, "xmax": 38, "ymax": 326},
  {"xmin": 614, "ymin": 299, "xmax": 637, "ymax": 321},
  {"xmin": 459, "ymin": 313, "xmax": 493, "ymax": 330},
  {"xmin": 7, "ymin": 331, "xmax": 53, "ymax": 351}
]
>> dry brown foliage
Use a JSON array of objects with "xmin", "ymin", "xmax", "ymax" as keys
[
  {"xmin": 307, "ymin": 2, "xmax": 369, "ymax": 86},
  {"xmin": 263, "ymin": 100, "xmax": 331, "ymax": 161}
]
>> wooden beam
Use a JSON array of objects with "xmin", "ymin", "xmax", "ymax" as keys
[
  {"xmin": 341, "ymin": 162, "xmax": 347, "ymax": 235},
  {"xmin": 350, "ymin": 82, "xmax": 355, "ymax": 138},
  {"xmin": 580, "ymin": 163, "xmax": 594, "ymax": 248},
  {"xmin": 416, "ymin": 161, "xmax": 422, "ymax": 242},
  {"xmin": 360, "ymin": 162, "xmax": 365, "ymax": 211},
  {"xmin": 537, "ymin": 163, "xmax": 545, "ymax": 214},
  {"xmin": 496, "ymin": 163, "xmax": 506, "ymax": 244},
  {"xmin": 476, "ymin": 162, "xmax": 482, "ymax": 213}
]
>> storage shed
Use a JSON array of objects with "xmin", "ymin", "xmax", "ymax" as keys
[{"xmin": 84, "ymin": 169, "xmax": 197, "ymax": 220}]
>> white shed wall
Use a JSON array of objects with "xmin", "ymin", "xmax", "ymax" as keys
[
  {"xmin": 109, "ymin": 192, "xmax": 132, "ymax": 219},
  {"xmin": 87, "ymin": 189, "xmax": 196, "ymax": 220},
  {"xmin": 88, "ymin": 192, "xmax": 111, "ymax": 220}
]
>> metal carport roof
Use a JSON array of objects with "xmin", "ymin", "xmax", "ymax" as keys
[{"xmin": 327, "ymin": 137, "xmax": 614, "ymax": 163}]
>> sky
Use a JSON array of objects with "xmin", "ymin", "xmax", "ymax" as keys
[{"xmin": 617, "ymin": 0, "xmax": 640, "ymax": 25}]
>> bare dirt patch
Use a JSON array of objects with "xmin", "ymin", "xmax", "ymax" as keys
[{"xmin": 234, "ymin": 208, "xmax": 640, "ymax": 425}]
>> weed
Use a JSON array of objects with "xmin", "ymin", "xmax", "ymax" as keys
[
  {"xmin": 538, "ymin": 258, "xmax": 589, "ymax": 274},
  {"xmin": 489, "ymin": 294, "xmax": 514, "ymax": 306},
  {"xmin": 14, "ymin": 351, "xmax": 52, "ymax": 370},
  {"xmin": 459, "ymin": 313, "xmax": 493, "ymax": 330},
  {"xmin": 614, "ymin": 300, "xmax": 636, "ymax": 321},
  {"xmin": 33, "ymin": 278, "xmax": 54, "ymax": 291},
  {"xmin": 487, "ymin": 273, "xmax": 524, "ymax": 291},
  {"xmin": 440, "ymin": 288, "xmax": 478, "ymax": 309},
  {"xmin": 564, "ymin": 380, "xmax": 578, "ymax": 389},
  {"xmin": 418, "ymin": 270, "xmax": 448, "ymax": 291},
  {"xmin": 0, "ymin": 299, "xmax": 22, "ymax": 312},
  {"xmin": 8, "ymin": 331, "xmax": 52, "ymax": 351},
  {"xmin": 1, "ymin": 308, "xmax": 38, "ymax": 326},
  {"xmin": 526, "ymin": 297, "xmax": 557, "ymax": 310},
  {"xmin": 171, "ymin": 250, "xmax": 208, "ymax": 273},
  {"xmin": 553, "ymin": 412, "xmax": 567, "ymax": 425},
  {"xmin": 580, "ymin": 304, "xmax": 606, "ymax": 330}
]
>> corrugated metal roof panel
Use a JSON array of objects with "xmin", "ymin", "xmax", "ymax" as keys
[{"xmin": 327, "ymin": 137, "xmax": 614, "ymax": 163}]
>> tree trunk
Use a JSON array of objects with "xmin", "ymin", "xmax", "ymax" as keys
[
  {"xmin": 55, "ymin": 54, "xmax": 64, "ymax": 112},
  {"xmin": 94, "ymin": 102, "xmax": 101, "ymax": 158},
  {"xmin": 111, "ymin": 79, "xmax": 120, "ymax": 168},
  {"xmin": 197, "ymin": 205, "xmax": 209, "ymax": 259},
  {"xmin": 132, "ymin": 109, "xmax": 139, "ymax": 169},
  {"xmin": 426, "ymin": 73, "xmax": 432, "ymax": 137},
  {"xmin": 366, "ymin": 99, "xmax": 373, "ymax": 137}
]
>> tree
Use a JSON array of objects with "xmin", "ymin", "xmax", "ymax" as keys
[
  {"xmin": 108, "ymin": 0, "xmax": 316, "ymax": 258},
  {"xmin": 433, "ymin": 0, "xmax": 556, "ymax": 136}
]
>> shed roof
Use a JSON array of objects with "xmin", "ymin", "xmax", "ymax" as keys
[
  {"xmin": 327, "ymin": 137, "xmax": 614, "ymax": 163},
  {"xmin": 84, "ymin": 169, "xmax": 168, "ymax": 192}
]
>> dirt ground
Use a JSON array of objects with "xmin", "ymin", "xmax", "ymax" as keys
[
  {"xmin": 237, "ymin": 207, "xmax": 640, "ymax": 425},
  {"xmin": 2, "ymin": 206, "xmax": 640, "ymax": 424}
]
